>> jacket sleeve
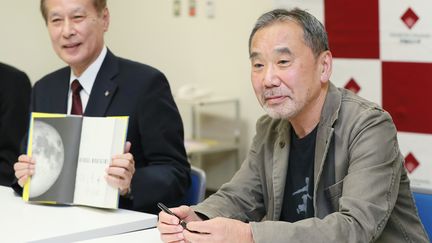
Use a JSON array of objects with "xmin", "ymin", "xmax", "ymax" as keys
[
  {"xmin": 192, "ymin": 116, "xmax": 268, "ymax": 222},
  {"xmin": 122, "ymin": 71, "xmax": 191, "ymax": 214},
  {"xmin": 0, "ymin": 69, "xmax": 31, "ymax": 187},
  {"xmin": 250, "ymin": 108, "xmax": 404, "ymax": 243}
]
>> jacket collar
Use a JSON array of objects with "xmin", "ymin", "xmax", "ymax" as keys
[
  {"xmin": 49, "ymin": 69, "xmax": 70, "ymax": 114},
  {"xmin": 272, "ymin": 119, "xmax": 290, "ymax": 219},
  {"xmin": 84, "ymin": 49, "xmax": 119, "ymax": 116},
  {"xmin": 312, "ymin": 83, "xmax": 341, "ymax": 212},
  {"xmin": 314, "ymin": 83, "xmax": 341, "ymax": 179},
  {"xmin": 319, "ymin": 82, "xmax": 342, "ymax": 129}
]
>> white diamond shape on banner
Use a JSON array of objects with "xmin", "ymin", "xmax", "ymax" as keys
[
  {"xmin": 397, "ymin": 131, "xmax": 432, "ymax": 191},
  {"xmin": 380, "ymin": 0, "xmax": 432, "ymax": 62},
  {"xmin": 332, "ymin": 58, "xmax": 382, "ymax": 106}
]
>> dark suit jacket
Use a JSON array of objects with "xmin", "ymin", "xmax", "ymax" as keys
[
  {"xmin": 0, "ymin": 63, "xmax": 31, "ymax": 187},
  {"xmin": 28, "ymin": 50, "xmax": 190, "ymax": 213}
]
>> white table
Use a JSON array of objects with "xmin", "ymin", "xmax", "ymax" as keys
[
  {"xmin": 0, "ymin": 186, "xmax": 157, "ymax": 242},
  {"xmin": 78, "ymin": 227, "xmax": 163, "ymax": 243}
]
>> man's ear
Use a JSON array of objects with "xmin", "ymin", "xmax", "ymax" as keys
[
  {"xmin": 102, "ymin": 7, "xmax": 110, "ymax": 32},
  {"xmin": 319, "ymin": 50, "xmax": 332, "ymax": 84}
]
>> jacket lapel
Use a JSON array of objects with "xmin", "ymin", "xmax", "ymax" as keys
[
  {"xmin": 314, "ymin": 127, "xmax": 334, "ymax": 186},
  {"xmin": 84, "ymin": 50, "xmax": 119, "ymax": 117},
  {"xmin": 272, "ymin": 120, "xmax": 290, "ymax": 220},
  {"xmin": 50, "ymin": 69, "xmax": 70, "ymax": 113},
  {"xmin": 313, "ymin": 83, "xmax": 341, "ymax": 216}
]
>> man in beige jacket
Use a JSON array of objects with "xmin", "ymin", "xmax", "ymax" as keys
[{"xmin": 158, "ymin": 8, "xmax": 429, "ymax": 243}]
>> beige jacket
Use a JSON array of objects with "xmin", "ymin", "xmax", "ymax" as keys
[{"xmin": 193, "ymin": 83, "xmax": 429, "ymax": 243}]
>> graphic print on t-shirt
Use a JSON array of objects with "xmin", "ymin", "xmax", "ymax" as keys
[
  {"xmin": 279, "ymin": 126, "xmax": 317, "ymax": 222},
  {"xmin": 293, "ymin": 177, "xmax": 312, "ymax": 215}
]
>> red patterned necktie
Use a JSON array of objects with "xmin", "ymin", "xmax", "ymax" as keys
[{"xmin": 71, "ymin": 79, "xmax": 83, "ymax": 115}]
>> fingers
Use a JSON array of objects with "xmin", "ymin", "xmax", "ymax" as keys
[
  {"xmin": 158, "ymin": 210, "xmax": 186, "ymax": 243},
  {"xmin": 18, "ymin": 154, "xmax": 33, "ymax": 163},
  {"xmin": 184, "ymin": 218, "xmax": 253, "ymax": 243},
  {"xmin": 170, "ymin": 206, "xmax": 192, "ymax": 219},
  {"xmin": 15, "ymin": 168, "xmax": 33, "ymax": 183},
  {"xmin": 160, "ymin": 232, "xmax": 186, "ymax": 243},
  {"xmin": 14, "ymin": 155, "xmax": 35, "ymax": 187},
  {"xmin": 14, "ymin": 161, "xmax": 35, "ymax": 171},
  {"xmin": 106, "ymin": 165, "xmax": 133, "ymax": 181},
  {"xmin": 171, "ymin": 206, "xmax": 205, "ymax": 223},
  {"xmin": 18, "ymin": 175, "xmax": 30, "ymax": 188},
  {"xmin": 158, "ymin": 222, "xmax": 184, "ymax": 235},
  {"xmin": 106, "ymin": 152, "xmax": 135, "ymax": 192},
  {"xmin": 157, "ymin": 208, "xmax": 209, "ymax": 243},
  {"xmin": 110, "ymin": 153, "xmax": 135, "ymax": 173},
  {"xmin": 186, "ymin": 220, "xmax": 213, "ymax": 234},
  {"xmin": 105, "ymin": 163, "xmax": 133, "ymax": 191},
  {"xmin": 105, "ymin": 174, "xmax": 130, "ymax": 191},
  {"xmin": 124, "ymin": 141, "xmax": 131, "ymax": 153},
  {"xmin": 183, "ymin": 229, "xmax": 211, "ymax": 243},
  {"xmin": 183, "ymin": 219, "xmax": 222, "ymax": 243},
  {"xmin": 157, "ymin": 206, "xmax": 204, "ymax": 243}
]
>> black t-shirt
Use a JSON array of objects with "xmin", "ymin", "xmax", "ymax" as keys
[{"xmin": 279, "ymin": 126, "xmax": 318, "ymax": 222}]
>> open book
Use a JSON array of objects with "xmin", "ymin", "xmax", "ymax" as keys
[{"xmin": 23, "ymin": 112, "xmax": 129, "ymax": 209}]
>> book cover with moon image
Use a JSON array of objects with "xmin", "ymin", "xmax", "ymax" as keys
[{"xmin": 23, "ymin": 112, "xmax": 129, "ymax": 209}]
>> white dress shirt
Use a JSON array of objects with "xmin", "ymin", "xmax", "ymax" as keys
[{"xmin": 67, "ymin": 46, "xmax": 108, "ymax": 115}]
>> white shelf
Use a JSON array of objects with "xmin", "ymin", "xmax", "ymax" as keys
[
  {"xmin": 176, "ymin": 97, "xmax": 241, "ymax": 191},
  {"xmin": 185, "ymin": 139, "xmax": 239, "ymax": 155}
]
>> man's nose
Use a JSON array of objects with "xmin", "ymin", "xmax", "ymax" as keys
[
  {"xmin": 61, "ymin": 19, "xmax": 76, "ymax": 38},
  {"xmin": 263, "ymin": 65, "xmax": 280, "ymax": 87}
]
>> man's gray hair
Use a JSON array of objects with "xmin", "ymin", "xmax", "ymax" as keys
[
  {"xmin": 40, "ymin": 0, "xmax": 107, "ymax": 24},
  {"xmin": 249, "ymin": 8, "xmax": 329, "ymax": 57}
]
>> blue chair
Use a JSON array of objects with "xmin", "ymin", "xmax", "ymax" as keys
[
  {"xmin": 181, "ymin": 166, "xmax": 206, "ymax": 206},
  {"xmin": 412, "ymin": 187, "xmax": 432, "ymax": 240}
]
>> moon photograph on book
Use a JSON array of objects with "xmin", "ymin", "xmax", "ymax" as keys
[{"xmin": 30, "ymin": 120, "xmax": 65, "ymax": 198}]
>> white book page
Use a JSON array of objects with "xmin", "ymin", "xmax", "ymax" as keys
[{"xmin": 73, "ymin": 117, "xmax": 127, "ymax": 208}]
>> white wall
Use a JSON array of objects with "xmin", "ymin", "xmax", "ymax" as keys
[
  {"xmin": 0, "ymin": 1, "xmax": 64, "ymax": 81},
  {"xmin": 0, "ymin": 1, "xmax": 274, "ymax": 153}
]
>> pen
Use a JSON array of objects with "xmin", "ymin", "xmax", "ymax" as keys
[
  {"xmin": 157, "ymin": 202, "xmax": 188, "ymax": 229},
  {"xmin": 157, "ymin": 202, "xmax": 208, "ymax": 234}
]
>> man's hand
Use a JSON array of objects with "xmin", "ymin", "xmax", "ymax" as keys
[
  {"xmin": 158, "ymin": 205, "xmax": 203, "ymax": 243},
  {"xmin": 14, "ymin": 155, "xmax": 35, "ymax": 187},
  {"xmin": 105, "ymin": 141, "xmax": 135, "ymax": 196},
  {"xmin": 184, "ymin": 217, "xmax": 254, "ymax": 243}
]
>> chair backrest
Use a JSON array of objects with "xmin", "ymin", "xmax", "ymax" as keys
[
  {"xmin": 181, "ymin": 166, "xmax": 206, "ymax": 206},
  {"xmin": 412, "ymin": 186, "xmax": 432, "ymax": 240}
]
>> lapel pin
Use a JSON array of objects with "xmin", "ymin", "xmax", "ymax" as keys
[{"xmin": 105, "ymin": 91, "xmax": 110, "ymax": 97}]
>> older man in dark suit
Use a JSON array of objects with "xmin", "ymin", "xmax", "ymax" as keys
[
  {"xmin": 13, "ymin": 0, "xmax": 190, "ymax": 214},
  {"xmin": 0, "ymin": 63, "xmax": 31, "ymax": 187}
]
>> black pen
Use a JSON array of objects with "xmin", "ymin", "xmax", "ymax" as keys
[
  {"xmin": 157, "ymin": 202, "xmax": 189, "ymax": 229},
  {"xmin": 157, "ymin": 202, "xmax": 208, "ymax": 234}
]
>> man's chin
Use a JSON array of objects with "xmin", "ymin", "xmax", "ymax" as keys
[
  {"xmin": 58, "ymin": 55, "xmax": 77, "ymax": 64},
  {"xmin": 264, "ymin": 108, "xmax": 284, "ymax": 119},
  {"xmin": 263, "ymin": 106, "xmax": 296, "ymax": 120},
  {"xmin": 60, "ymin": 57, "xmax": 85, "ymax": 67},
  {"xmin": 57, "ymin": 50, "xmax": 84, "ymax": 63}
]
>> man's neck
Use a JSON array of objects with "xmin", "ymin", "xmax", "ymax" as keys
[
  {"xmin": 70, "ymin": 46, "xmax": 105, "ymax": 77},
  {"xmin": 290, "ymin": 84, "xmax": 328, "ymax": 138}
]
